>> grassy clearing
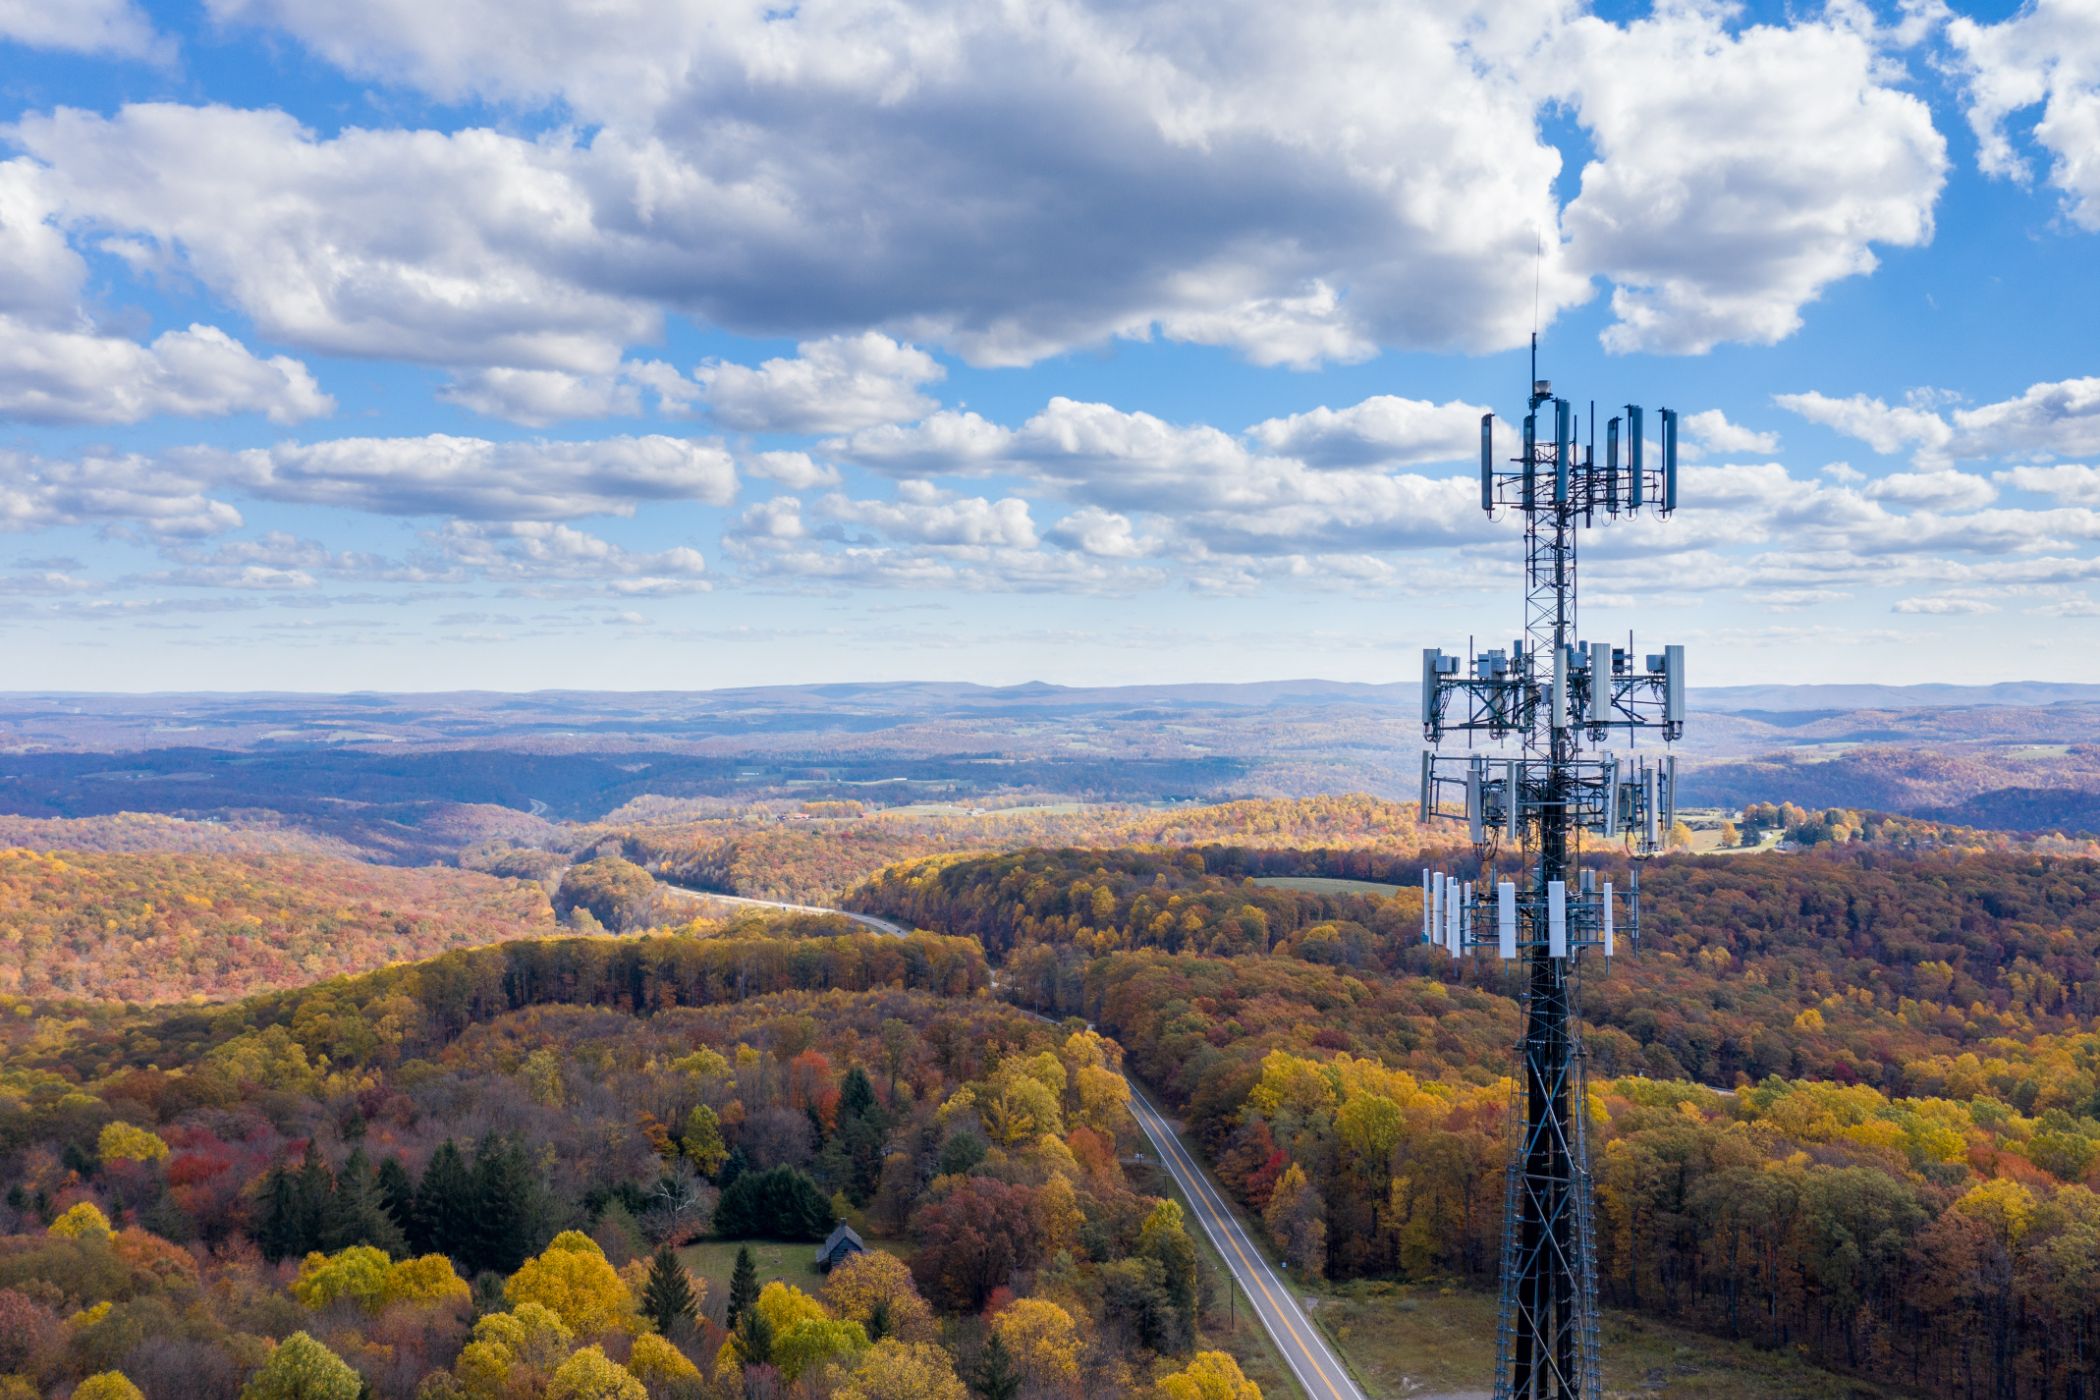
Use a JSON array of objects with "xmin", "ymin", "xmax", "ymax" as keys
[
  {"xmin": 1314, "ymin": 1282, "xmax": 1903, "ymax": 1400},
  {"xmin": 678, "ymin": 1234, "xmax": 915, "ymax": 1301},
  {"xmin": 1252, "ymin": 875, "xmax": 1404, "ymax": 898}
]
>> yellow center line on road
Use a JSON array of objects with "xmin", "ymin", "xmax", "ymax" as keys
[{"xmin": 1132, "ymin": 1091, "xmax": 1354, "ymax": 1400}]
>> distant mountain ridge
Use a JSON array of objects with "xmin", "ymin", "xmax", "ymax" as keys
[{"xmin": 9, "ymin": 676, "xmax": 2100, "ymax": 715}]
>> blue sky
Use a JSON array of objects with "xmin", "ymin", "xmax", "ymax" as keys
[{"xmin": 0, "ymin": 0, "xmax": 2096, "ymax": 691}]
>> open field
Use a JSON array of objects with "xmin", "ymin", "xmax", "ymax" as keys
[
  {"xmin": 1316, "ymin": 1284, "xmax": 1901, "ymax": 1400},
  {"xmin": 1252, "ymin": 875, "xmax": 1404, "ymax": 897},
  {"xmin": 677, "ymin": 1233, "xmax": 916, "ymax": 1299}
]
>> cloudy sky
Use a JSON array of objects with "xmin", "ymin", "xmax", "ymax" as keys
[{"xmin": 1, "ymin": 0, "xmax": 2096, "ymax": 690}]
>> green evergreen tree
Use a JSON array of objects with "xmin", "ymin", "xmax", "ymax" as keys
[
  {"xmin": 324, "ymin": 1147, "xmax": 406, "ymax": 1256},
  {"xmin": 734, "ymin": 1304, "xmax": 774, "ymax": 1367},
  {"xmin": 467, "ymin": 1134, "xmax": 544, "ymax": 1275},
  {"xmin": 292, "ymin": 1143, "xmax": 333, "ymax": 1258},
  {"xmin": 413, "ymin": 1141, "xmax": 474, "ymax": 1265},
  {"xmin": 713, "ymin": 1166, "xmax": 834, "ymax": 1240},
  {"xmin": 837, "ymin": 1067, "xmax": 888, "ymax": 1205},
  {"xmin": 639, "ymin": 1243, "xmax": 698, "ymax": 1335},
  {"xmin": 838, "ymin": 1067, "xmax": 879, "ymax": 1125},
  {"xmin": 973, "ymin": 1331, "xmax": 1020, "ymax": 1400},
  {"xmin": 256, "ymin": 1164, "xmax": 301, "ymax": 1263},
  {"xmin": 727, "ymin": 1245, "xmax": 760, "ymax": 1330},
  {"xmin": 376, "ymin": 1157, "xmax": 417, "ymax": 1244}
]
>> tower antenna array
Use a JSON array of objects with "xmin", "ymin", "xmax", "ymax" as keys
[{"xmin": 1417, "ymin": 333, "xmax": 1686, "ymax": 1399}]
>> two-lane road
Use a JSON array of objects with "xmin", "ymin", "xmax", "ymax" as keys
[
  {"xmin": 1126, "ymin": 1082, "xmax": 1369, "ymax": 1400},
  {"xmin": 654, "ymin": 877, "xmax": 910, "ymax": 936}
]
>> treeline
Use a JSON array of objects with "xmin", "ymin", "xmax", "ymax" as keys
[
  {"xmin": 538, "ymin": 793, "xmax": 1436, "ymax": 906},
  {"xmin": 1684, "ymin": 741, "xmax": 2100, "ymax": 835},
  {"xmin": 859, "ymin": 843, "xmax": 2100, "ymax": 1097},
  {"xmin": 850, "ymin": 846, "xmax": 1419, "ymax": 966},
  {"xmin": 1731, "ymin": 801, "xmax": 2100, "ymax": 855},
  {"xmin": 0, "ymin": 923, "xmax": 987, "ymax": 1100}
]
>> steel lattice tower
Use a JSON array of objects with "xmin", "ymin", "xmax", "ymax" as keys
[{"xmin": 1416, "ymin": 338, "xmax": 1687, "ymax": 1400}]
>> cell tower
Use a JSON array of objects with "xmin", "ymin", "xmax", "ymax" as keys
[{"xmin": 1416, "ymin": 337, "xmax": 1686, "ymax": 1400}]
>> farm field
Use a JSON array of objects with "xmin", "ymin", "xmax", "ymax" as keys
[
  {"xmin": 1317, "ymin": 1285, "xmax": 1898, "ymax": 1400},
  {"xmin": 1250, "ymin": 875, "xmax": 1405, "ymax": 897}
]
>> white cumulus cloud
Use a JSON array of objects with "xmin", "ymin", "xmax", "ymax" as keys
[
  {"xmin": 0, "ymin": 451, "xmax": 242, "ymax": 538},
  {"xmin": 0, "ymin": 0, "xmax": 165, "ymax": 58},
  {"xmin": 199, "ymin": 434, "xmax": 738, "ymax": 519},
  {"xmin": 1246, "ymin": 395, "xmax": 1487, "ymax": 468},
  {"xmin": 819, "ymin": 481, "xmax": 1039, "ymax": 549},
  {"xmin": 1949, "ymin": 0, "xmax": 2100, "ymax": 230},
  {"xmin": 1558, "ymin": 5, "xmax": 1946, "ymax": 353},
  {"xmin": 1683, "ymin": 410, "xmax": 1779, "ymax": 457},
  {"xmin": 0, "ymin": 318, "xmax": 333, "ymax": 426},
  {"xmin": 693, "ymin": 334, "xmax": 944, "ymax": 434}
]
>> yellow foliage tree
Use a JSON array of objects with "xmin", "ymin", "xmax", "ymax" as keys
[
  {"xmin": 71, "ymin": 1374, "xmax": 145, "ymax": 1400},
  {"xmin": 48, "ymin": 1202, "xmax": 112, "ymax": 1240},
  {"xmin": 681, "ymin": 1103, "xmax": 728, "ymax": 1174},
  {"xmin": 385, "ymin": 1253, "xmax": 471, "ymax": 1306},
  {"xmin": 1072, "ymin": 1064, "xmax": 1130, "ymax": 1135},
  {"xmin": 1954, "ymin": 1177, "xmax": 2038, "ymax": 1246},
  {"xmin": 1334, "ymin": 1094, "xmax": 1403, "ymax": 1167},
  {"xmin": 835, "ymin": 1339, "xmax": 969, "ymax": 1400},
  {"xmin": 292, "ymin": 1246, "xmax": 392, "ymax": 1311},
  {"xmin": 756, "ymin": 1280, "xmax": 867, "ymax": 1380},
  {"xmin": 981, "ymin": 1068, "xmax": 1064, "ymax": 1146},
  {"xmin": 1034, "ymin": 1173, "xmax": 1083, "ymax": 1258},
  {"xmin": 991, "ymin": 1299, "xmax": 1082, "ymax": 1397},
  {"xmin": 96, "ymin": 1122, "xmax": 169, "ymax": 1166},
  {"xmin": 239, "ymin": 1332, "xmax": 362, "ymax": 1400},
  {"xmin": 820, "ymin": 1249, "xmax": 938, "ymax": 1342},
  {"xmin": 627, "ymin": 1334, "xmax": 701, "ymax": 1387},
  {"xmin": 505, "ymin": 1232, "xmax": 636, "ymax": 1335},
  {"xmin": 1155, "ymin": 1351, "xmax": 1262, "ymax": 1400},
  {"xmin": 454, "ymin": 1302, "xmax": 575, "ymax": 1396},
  {"xmin": 546, "ymin": 1346, "xmax": 645, "ymax": 1400}
]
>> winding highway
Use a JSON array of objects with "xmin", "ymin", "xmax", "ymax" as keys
[{"xmin": 652, "ymin": 869, "xmax": 1366, "ymax": 1399}]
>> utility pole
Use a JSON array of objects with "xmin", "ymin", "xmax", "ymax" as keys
[{"xmin": 1417, "ymin": 337, "xmax": 1686, "ymax": 1399}]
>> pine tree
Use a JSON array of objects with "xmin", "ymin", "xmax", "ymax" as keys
[
  {"xmin": 414, "ymin": 1141, "xmax": 474, "ymax": 1266},
  {"xmin": 376, "ymin": 1157, "xmax": 418, "ymax": 1247},
  {"xmin": 640, "ymin": 1243, "xmax": 697, "ymax": 1335},
  {"xmin": 326, "ymin": 1147, "xmax": 406, "ymax": 1256},
  {"xmin": 734, "ymin": 1304, "xmax": 774, "ymax": 1367},
  {"xmin": 973, "ymin": 1331, "xmax": 1020, "ymax": 1400},
  {"xmin": 838, "ymin": 1067, "xmax": 888, "ymax": 1205},
  {"xmin": 293, "ymin": 1143, "xmax": 333, "ymax": 1258},
  {"xmin": 256, "ymin": 1164, "xmax": 301, "ymax": 1263},
  {"xmin": 467, "ymin": 1134, "xmax": 543, "ymax": 1276},
  {"xmin": 838, "ymin": 1067, "xmax": 879, "ymax": 1125},
  {"xmin": 727, "ymin": 1245, "xmax": 759, "ymax": 1329}
]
